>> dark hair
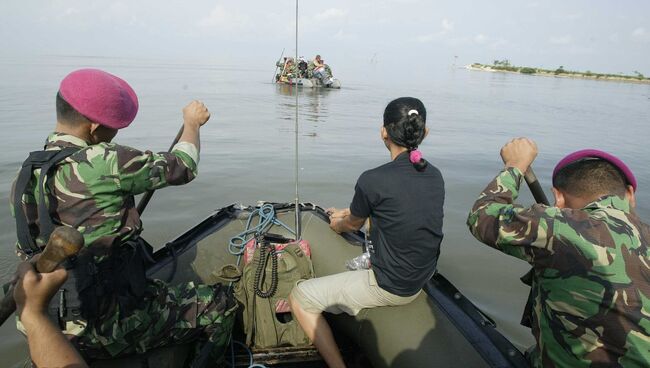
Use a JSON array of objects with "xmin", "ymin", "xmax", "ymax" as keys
[
  {"xmin": 553, "ymin": 159, "xmax": 627, "ymax": 198},
  {"xmin": 383, "ymin": 97, "xmax": 428, "ymax": 171},
  {"xmin": 56, "ymin": 92, "xmax": 87, "ymax": 125}
]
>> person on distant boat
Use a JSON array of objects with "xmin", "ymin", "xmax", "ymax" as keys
[
  {"xmin": 311, "ymin": 54, "xmax": 334, "ymax": 86},
  {"xmin": 10, "ymin": 69, "xmax": 236, "ymax": 362},
  {"xmin": 278, "ymin": 57, "xmax": 297, "ymax": 83},
  {"xmin": 290, "ymin": 97, "xmax": 444, "ymax": 368},
  {"xmin": 297, "ymin": 56, "xmax": 309, "ymax": 78},
  {"xmin": 467, "ymin": 138, "xmax": 650, "ymax": 367},
  {"xmin": 12, "ymin": 261, "xmax": 88, "ymax": 367}
]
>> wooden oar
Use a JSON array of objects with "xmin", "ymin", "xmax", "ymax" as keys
[
  {"xmin": 272, "ymin": 48, "xmax": 285, "ymax": 83},
  {"xmin": 519, "ymin": 166, "xmax": 549, "ymax": 328},
  {"xmin": 0, "ymin": 226, "xmax": 84, "ymax": 326},
  {"xmin": 136, "ymin": 125, "xmax": 185, "ymax": 215},
  {"xmin": 524, "ymin": 167, "xmax": 550, "ymax": 205}
]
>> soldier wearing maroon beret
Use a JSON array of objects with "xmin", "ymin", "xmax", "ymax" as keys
[
  {"xmin": 468, "ymin": 138, "xmax": 650, "ymax": 367},
  {"xmin": 10, "ymin": 69, "xmax": 236, "ymax": 361}
]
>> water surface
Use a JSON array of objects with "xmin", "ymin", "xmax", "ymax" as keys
[{"xmin": 1, "ymin": 56, "xmax": 648, "ymax": 366}]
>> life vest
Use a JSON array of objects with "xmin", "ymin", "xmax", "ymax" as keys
[{"xmin": 12, "ymin": 147, "xmax": 153, "ymax": 325}]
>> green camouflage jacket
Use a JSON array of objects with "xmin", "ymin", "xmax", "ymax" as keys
[
  {"xmin": 11, "ymin": 132, "xmax": 199, "ymax": 256},
  {"xmin": 467, "ymin": 167, "xmax": 650, "ymax": 368},
  {"xmin": 9, "ymin": 133, "xmax": 241, "ymax": 359}
]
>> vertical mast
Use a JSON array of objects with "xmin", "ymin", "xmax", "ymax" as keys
[{"xmin": 294, "ymin": 0, "xmax": 301, "ymax": 239}]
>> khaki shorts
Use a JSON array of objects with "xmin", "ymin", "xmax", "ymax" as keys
[{"xmin": 290, "ymin": 269, "xmax": 420, "ymax": 316}]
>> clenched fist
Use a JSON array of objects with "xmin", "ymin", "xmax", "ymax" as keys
[
  {"xmin": 500, "ymin": 137, "xmax": 538, "ymax": 174},
  {"xmin": 13, "ymin": 261, "xmax": 68, "ymax": 318},
  {"xmin": 183, "ymin": 100, "xmax": 210, "ymax": 128}
]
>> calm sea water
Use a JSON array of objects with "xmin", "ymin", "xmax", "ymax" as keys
[{"xmin": 0, "ymin": 56, "xmax": 648, "ymax": 366}]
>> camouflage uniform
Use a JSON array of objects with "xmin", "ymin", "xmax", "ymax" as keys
[
  {"xmin": 11, "ymin": 133, "xmax": 236, "ymax": 359},
  {"xmin": 467, "ymin": 167, "xmax": 650, "ymax": 367},
  {"xmin": 279, "ymin": 63, "xmax": 297, "ymax": 82},
  {"xmin": 308, "ymin": 61, "xmax": 333, "ymax": 80}
]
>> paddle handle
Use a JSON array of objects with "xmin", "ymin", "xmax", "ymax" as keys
[
  {"xmin": 0, "ymin": 227, "xmax": 84, "ymax": 326},
  {"xmin": 523, "ymin": 168, "xmax": 550, "ymax": 206},
  {"xmin": 272, "ymin": 48, "xmax": 285, "ymax": 82},
  {"xmin": 136, "ymin": 125, "xmax": 185, "ymax": 215}
]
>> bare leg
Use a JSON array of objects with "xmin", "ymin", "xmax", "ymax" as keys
[{"xmin": 289, "ymin": 295, "xmax": 346, "ymax": 368}]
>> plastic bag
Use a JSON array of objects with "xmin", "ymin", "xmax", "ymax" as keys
[{"xmin": 346, "ymin": 250, "xmax": 371, "ymax": 270}]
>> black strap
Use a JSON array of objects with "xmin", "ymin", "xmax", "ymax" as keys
[
  {"xmin": 13, "ymin": 148, "xmax": 79, "ymax": 253},
  {"xmin": 519, "ymin": 269, "xmax": 534, "ymax": 328},
  {"xmin": 162, "ymin": 242, "xmax": 178, "ymax": 283},
  {"xmin": 37, "ymin": 148, "xmax": 80, "ymax": 241}
]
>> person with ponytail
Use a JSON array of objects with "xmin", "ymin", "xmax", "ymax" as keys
[{"xmin": 290, "ymin": 97, "xmax": 444, "ymax": 368}]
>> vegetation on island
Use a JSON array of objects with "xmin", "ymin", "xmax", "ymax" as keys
[{"xmin": 470, "ymin": 60, "xmax": 649, "ymax": 83}]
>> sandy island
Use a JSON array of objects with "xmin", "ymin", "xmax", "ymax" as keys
[{"xmin": 467, "ymin": 63, "xmax": 650, "ymax": 85}]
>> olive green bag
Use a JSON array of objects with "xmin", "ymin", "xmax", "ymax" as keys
[{"xmin": 234, "ymin": 234, "xmax": 314, "ymax": 348}]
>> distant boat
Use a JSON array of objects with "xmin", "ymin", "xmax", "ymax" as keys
[
  {"xmin": 277, "ymin": 77, "xmax": 341, "ymax": 89},
  {"xmin": 275, "ymin": 57, "xmax": 341, "ymax": 89}
]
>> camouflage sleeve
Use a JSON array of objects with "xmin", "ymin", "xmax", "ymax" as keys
[
  {"xmin": 466, "ymin": 167, "xmax": 559, "ymax": 265},
  {"xmin": 116, "ymin": 142, "xmax": 199, "ymax": 195}
]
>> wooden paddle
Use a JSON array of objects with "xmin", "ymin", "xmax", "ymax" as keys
[
  {"xmin": 136, "ymin": 125, "xmax": 185, "ymax": 215},
  {"xmin": 519, "ymin": 166, "xmax": 550, "ymax": 328},
  {"xmin": 0, "ymin": 226, "xmax": 84, "ymax": 326},
  {"xmin": 523, "ymin": 168, "xmax": 550, "ymax": 205},
  {"xmin": 272, "ymin": 48, "xmax": 285, "ymax": 83}
]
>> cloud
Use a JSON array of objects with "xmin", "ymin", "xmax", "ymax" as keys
[
  {"xmin": 549, "ymin": 35, "xmax": 573, "ymax": 45},
  {"xmin": 632, "ymin": 27, "xmax": 648, "ymax": 37},
  {"xmin": 62, "ymin": 7, "xmax": 80, "ymax": 17},
  {"xmin": 198, "ymin": 4, "xmax": 250, "ymax": 29},
  {"xmin": 472, "ymin": 34, "xmax": 508, "ymax": 49},
  {"xmin": 632, "ymin": 27, "xmax": 650, "ymax": 42},
  {"xmin": 553, "ymin": 13, "xmax": 582, "ymax": 21},
  {"xmin": 415, "ymin": 18, "xmax": 454, "ymax": 43},
  {"xmin": 416, "ymin": 34, "xmax": 435, "ymax": 43},
  {"xmin": 334, "ymin": 29, "xmax": 357, "ymax": 41},
  {"xmin": 474, "ymin": 33, "xmax": 488, "ymax": 44},
  {"xmin": 314, "ymin": 8, "xmax": 349, "ymax": 22},
  {"xmin": 441, "ymin": 18, "xmax": 454, "ymax": 33}
]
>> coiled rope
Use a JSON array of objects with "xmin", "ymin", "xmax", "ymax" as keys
[
  {"xmin": 253, "ymin": 239, "xmax": 278, "ymax": 298},
  {"xmin": 228, "ymin": 203, "xmax": 295, "ymax": 258}
]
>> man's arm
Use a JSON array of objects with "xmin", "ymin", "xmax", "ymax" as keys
[
  {"xmin": 117, "ymin": 101, "xmax": 210, "ymax": 195},
  {"xmin": 467, "ymin": 138, "xmax": 557, "ymax": 264},
  {"xmin": 177, "ymin": 100, "xmax": 210, "ymax": 153},
  {"xmin": 13, "ymin": 262, "xmax": 88, "ymax": 368},
  {"xmin": 327, "ymin": 207, "xmax": 366, "ymax": 233}
]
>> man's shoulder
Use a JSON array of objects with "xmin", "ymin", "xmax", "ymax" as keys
[
  {"xmin": 74, "ymin": 142, "xmax": 145, "ymax": 160},
  {"xmin": 545, "ymin": 206, "xmax": 649, "ymax": 263},
  {"xmin": 65, "ymin": 143, "xmax": 148, "ymax": 175}
]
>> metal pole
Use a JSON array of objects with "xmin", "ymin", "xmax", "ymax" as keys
[
  {"xmin": 294, "ymin": 0, "xmax": 301, "ymax": 239},
  {"xmin": 272, "ymin": 48, "xmax": 285, "ymax": 83}
]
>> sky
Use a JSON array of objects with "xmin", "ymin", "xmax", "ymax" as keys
[{"xmin": 0, "ymin": 0, "xmax": 649, "ymax": 76}]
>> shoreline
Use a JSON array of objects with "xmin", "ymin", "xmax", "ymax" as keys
[{"xmin": 466, "ymin": 64, "xmax": 650, "ymax": 85}]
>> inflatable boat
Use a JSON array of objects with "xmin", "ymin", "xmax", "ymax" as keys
[
  {"xmin": 88, "ymin": 202, "xmax": 529, "ymax": 367},
  {"xmin": 276, "ymin": 78, "xmax": 341, "ymax": 89}
]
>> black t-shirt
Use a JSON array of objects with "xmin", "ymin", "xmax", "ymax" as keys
[{"xmin": 349, "ymin": 151, "xmax": 444, "ymax": 296}]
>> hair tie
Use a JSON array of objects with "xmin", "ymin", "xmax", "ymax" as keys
[
  {"xmin": 408, "ymin": 109, "xmax": 418, "ymax": 116},
  {"xmin": 409, "ymin": 149, "xmax": 422, "ymax": 164}
]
